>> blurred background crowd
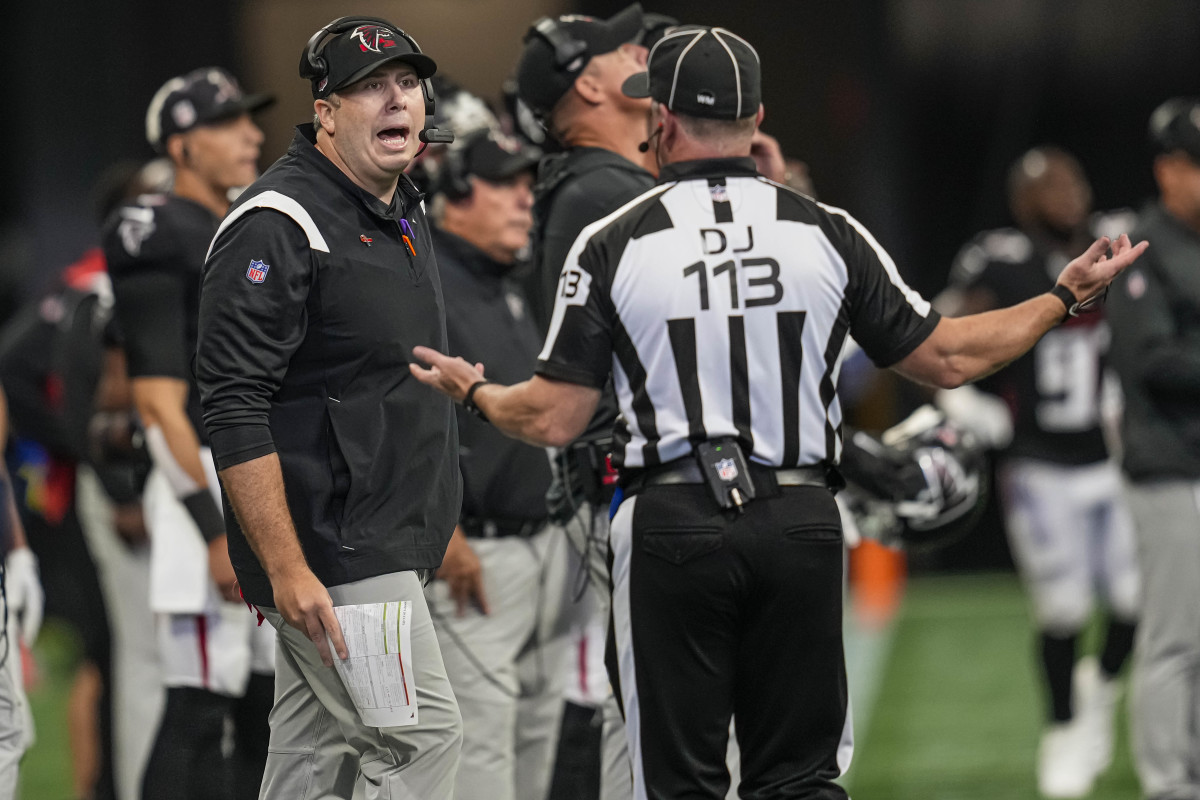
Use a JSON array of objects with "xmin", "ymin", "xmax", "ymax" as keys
[{"xmin": 0, "ymin": 1, "xmax": 1198, "ymax": 799}]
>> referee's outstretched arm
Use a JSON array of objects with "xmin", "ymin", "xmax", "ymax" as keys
[
  {"xmin": 412, "ymin": 235, "xmax": 1147, "ymax": 437},
  {"xmin": 409, "ymin": 352, "xmax": 599, "ymax": 447},
  {"xmin": 894, "ymin": 234, "xmax": 1147, "ymax": 389}
]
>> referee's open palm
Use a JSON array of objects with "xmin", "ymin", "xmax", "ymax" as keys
[{"xmin": 1058, "ymin": 233, "xmax": 1149, "ymax": 305}]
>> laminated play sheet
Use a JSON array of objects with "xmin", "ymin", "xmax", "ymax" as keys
[{"xmin": 329, "ymin": 601, "xmax": 418, "ymax": 727}]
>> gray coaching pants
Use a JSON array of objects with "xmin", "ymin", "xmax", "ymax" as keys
[
  {"xmin": 77, "ymin": 466, "xmax": 162, "ymax": 800},
  {"xmin": 425, "ymin": 524, "xmax": 582, "ymax": 800},
  {"xmin": 559, "ymin": 500, "xmax": 629, "ymax": 800},
  {"xmin": 1127, "ymin": 479, "xmax": 1200, "ymax": 800},
  {"xmin": 0, "ymin": 635, "xmax": 28, "ymax": 800},
  {"xmin": 258, "ymin": 570, "xmax": 462, "ymax": 800}
]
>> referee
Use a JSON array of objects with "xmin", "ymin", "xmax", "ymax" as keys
[{"xmin": 412, "ymin": 26, "xmax": 1146, "ymax": 799}]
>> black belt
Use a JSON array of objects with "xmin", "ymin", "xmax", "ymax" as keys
[
  {"xmin": 460, "ymin": 516, "xmax": 547, "ymax": 539},
  {"xmin": 621, "ymin": 460, "xmax": 831, "ymax": 495}
]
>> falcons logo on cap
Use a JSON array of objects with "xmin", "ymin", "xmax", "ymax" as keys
[{"xmin": 352, "ymin": 25, "xmax": 398, "ymax": 53}]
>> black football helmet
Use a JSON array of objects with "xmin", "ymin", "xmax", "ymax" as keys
[{"xmin": 841, "ymin": 406, "xmax": 988, "ymax": 552}]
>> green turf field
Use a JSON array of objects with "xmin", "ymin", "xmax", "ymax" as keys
[
  {"xmin": 844, "ymin": 572, "xmax": 1139, "ymax": 800},
  {"xmin": 21, "ymin": 619, "xmax": 81, "ymax": 800},
  {"xmin": 17, "ymin": 572, "xmax": 1141, "ymax": 799}
]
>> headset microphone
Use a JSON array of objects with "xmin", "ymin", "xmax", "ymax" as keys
[
  {"xmin": 638, "ymin": 124, "xmax": 663, "ymax": 153},
  {"xmin": 419, "ymin": 129, "xmax": 456, "ymax": 144}
]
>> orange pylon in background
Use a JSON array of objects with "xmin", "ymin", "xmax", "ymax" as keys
[{"xmin": 849, "ymin": 538, "xmax": 906, "ymax": 629}]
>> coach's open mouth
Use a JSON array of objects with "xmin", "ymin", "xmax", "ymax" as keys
[{"xmin": 377, "ymin": 125, "xmax": 410, "ymax": 150}]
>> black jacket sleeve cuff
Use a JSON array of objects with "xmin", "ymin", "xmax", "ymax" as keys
[{"xmin": 209, "ymin": 423, "xmax": 277, "ymax": 471}]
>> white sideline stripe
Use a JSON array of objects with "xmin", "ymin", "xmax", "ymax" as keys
[
  {"xmin": 206, "ymin": 190, "xmax": 330, "ymax": 260},
  {"xmin": 840, "ymin": 614, "xmax": 897, "ymax": 784}
]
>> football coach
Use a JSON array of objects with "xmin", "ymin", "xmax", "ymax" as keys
[{"xmin": 196, "ymin": 15, "xmax": 462, "ymax": 800}]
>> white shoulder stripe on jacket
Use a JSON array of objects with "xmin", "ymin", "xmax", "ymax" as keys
[{"xmin": 206, "ymin": 190, "xmax": 330, "ymax": 260}]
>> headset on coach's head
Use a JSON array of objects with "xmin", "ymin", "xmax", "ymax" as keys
[
  {"xmin": 299, "ymin": 15, "xmax": 455, "ymax": 144},
  {"xmin": 437, "ymin": 129, "xmax": 508, "ymax": 201},
  {"xmin": 439, "ymin": 138, "xmax": 471, "ymax": 201},
  {"xmin": 525, "ymin": 17, "xmax": 589, "ymax": 75}
]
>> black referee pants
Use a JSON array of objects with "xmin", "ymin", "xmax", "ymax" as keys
[{"xmin": 609, "ymin": 484, "xmax": 850, "ymax": 800}]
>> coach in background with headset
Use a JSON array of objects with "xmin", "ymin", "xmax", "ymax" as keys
[
  {"xmin": 426, "ymin": 126, "xmax": 582, "ymax": 800},
  {"xmin": 1107, "ymin": 98, "xmax": 1200, "ymax": 800},
  {"xmin": 414, "ymin": 27, "xmax": 1147, "ymax": 799},
  {"xmin": 196, "ymin": 17, "xmax": 462, "ymax": 800},
  {"xmin": 514, "ymin": 12, "xmax": 658, "ymax": 795},
  {"xmin": 517, "ymin": 4, "xmax": 657, "ymax": 334}
]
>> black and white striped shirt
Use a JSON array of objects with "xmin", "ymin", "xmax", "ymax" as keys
[{"xmin": 536, "ymin": 157, "xmax": 939, "ymax": 469}]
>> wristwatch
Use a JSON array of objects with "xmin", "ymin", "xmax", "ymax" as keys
[
  {"xmin": 1050, "ymin": 284, "xmax": 1107, "ymax": 319},
  {"xmin": 463, "ymin": 380, "xmax": 490, "ymax": 422}
]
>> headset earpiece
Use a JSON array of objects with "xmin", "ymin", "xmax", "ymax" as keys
[
  {"xmin": 439, "ymin": 136, "xmax": 475, "ymax": 200},
  {"xmin": 526, "ymin": 17, "xmax": 589, "ymax": 69}
]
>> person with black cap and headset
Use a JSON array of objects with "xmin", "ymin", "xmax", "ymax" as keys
[
  {"xmin": 412, "ymin": 25, "xmax": 1147, "ymax": 799},
  {"xmin": 518, "ymin": 9, "xmax": 708, "ymax": 798},
  {"xmin": 195, "ymin": 16, "xmax": 462, "ymax": 800},
  {"xmin": 424, "ymin": 125, "xmax": 586, "ymax": 800},
  {"xmin": 516, "ymin": 4, "xmax": 657, "ymax": 334},
  {"xmin": 1106, "ymin": 98, "xmax": 1200, "ymax": 800},
  {"xmin": 514, "ymin": 12, "xmax": 662, "ymax": 796},
  {"xmin": 104, "ymin": 66, "xmax": 276, "ymax": 800}
]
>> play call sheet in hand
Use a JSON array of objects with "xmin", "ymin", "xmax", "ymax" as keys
[{"xmin": 329, "ymin": 601, "xmax": 418, "ymax": 727}]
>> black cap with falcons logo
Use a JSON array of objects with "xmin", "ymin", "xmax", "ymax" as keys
[{"xmin": 304, "ymin": 21, "xmax": 437, "ymax": 99}]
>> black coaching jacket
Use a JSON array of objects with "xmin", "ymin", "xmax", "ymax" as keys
[
  {"xmin": 1107, "ymin": 202, "xmax": 1200, "ymax": 481},
  {"xmin": 433, "ymin": 228, "xmax": 552, "ymax": 529},
  {"xmin": 196, "ymin": 124, "xmax": 461, "ymax": 607}
]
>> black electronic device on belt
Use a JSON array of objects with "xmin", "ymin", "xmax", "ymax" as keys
[{"xmin": 694, "ymin": 438, "xmax": 756, "ymax": 512}]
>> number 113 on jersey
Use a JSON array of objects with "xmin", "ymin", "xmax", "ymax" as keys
[{"xmin": 683, "ymin": 256, "xmax": 784, "ymax": 311}]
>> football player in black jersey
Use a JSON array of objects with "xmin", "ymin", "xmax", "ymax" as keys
[
  {"xmin": 937, "ymin": 146, "xmax": 1139, "ymax": 799},
  {"xmin": 105, "ymin": 68, "xmax": 275, "ymax": 800}
]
